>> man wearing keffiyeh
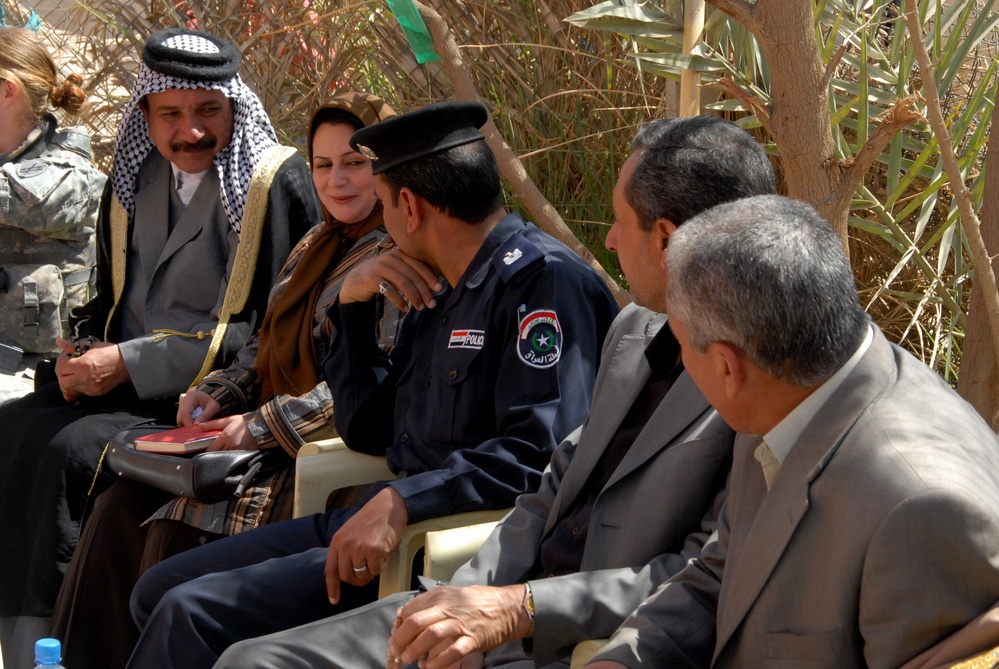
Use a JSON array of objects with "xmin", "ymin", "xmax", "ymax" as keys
[{"xmin": 0, "ymin": 28, "xmax": 320, "ymax": 669}]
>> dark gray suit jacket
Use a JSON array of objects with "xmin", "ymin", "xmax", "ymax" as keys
[
  {"xmin": 595, "ymin": 328, "xmax": 999, "ymax": 668},
  {"xmin": 452, "ymin": 303, "xmax": 734, "ymax": 666}
]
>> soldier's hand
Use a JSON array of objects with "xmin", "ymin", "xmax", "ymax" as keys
[
  {"xmin": 177, "ymin": 390, "xmax": 221, "ymax": 425},
  {"xmin": 55, "ymin": 341, "xmax": 130, "ymax": 400},
  {"xmin": 325, "ymin": 487, "xmax": 408, "ymax": 604},
  {"xmin": 339, "ymin": 249, "xmax": 443, "ymax": 312}
]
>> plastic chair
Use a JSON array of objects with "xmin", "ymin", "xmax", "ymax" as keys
[
  {"xmin": 381, "ymin": 510, "xmax": 508, "ymax": 596},
  {"xmin": 293, "ymin": 438, "xmax": 509, "ymax": 598},
  {"xmin": 293, "ymin": 438, "xmax": 395, "ymax": 518},
  {"xmin": 422, "ymin": 520, "xmax": 501, "ymax": 582},
  {"xmin": 569, "ymin": 639, "xmax": 609, "ymax": 668}
]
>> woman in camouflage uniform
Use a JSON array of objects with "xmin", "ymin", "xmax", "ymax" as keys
[{"xmin": 0, "ymin": 27, "xmax": 105, "ymax": 360}]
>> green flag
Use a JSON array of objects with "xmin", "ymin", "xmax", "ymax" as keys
[{"xmin": 385, "ymin": 0, "xmax": 440, "ymax": 64}]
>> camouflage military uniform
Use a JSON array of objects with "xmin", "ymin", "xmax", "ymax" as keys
[{"xmin": 0, "ymin": 112, "xmax": 106, "ymax": 353}]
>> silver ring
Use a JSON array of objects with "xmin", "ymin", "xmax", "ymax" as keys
[
  {"xmin": 378, "ymin": 281, "xmax": 391, "ymax": 295},
  {"xmin": 352, "ymin": 565, "xmax": 369, "ymax": 573}
]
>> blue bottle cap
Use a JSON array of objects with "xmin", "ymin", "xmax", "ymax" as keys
[{"xmin": 35, "ymin": 638, "xmax": 61, "ymax": 664}]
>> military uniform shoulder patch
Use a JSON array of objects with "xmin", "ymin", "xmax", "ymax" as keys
[
  {"xmin": 517, "ymin": 307, "xmax": 562, "ymax": 368},
  {"xmin": 16, "ymin": 162, "xmax": 46, "ymax": 179},
  {"xmin": 493, "ymin": 233, "xmax": 544, "ymax": 283}
]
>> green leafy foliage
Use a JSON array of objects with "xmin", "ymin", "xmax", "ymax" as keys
[{"xmin": 569, "ymin": 0, "xmax": 999, "ymax": 382}]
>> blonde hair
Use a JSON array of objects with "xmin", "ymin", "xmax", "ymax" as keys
[{"xmin": 0, "ymin": 27, "xmax": 86, "ymax": 122}]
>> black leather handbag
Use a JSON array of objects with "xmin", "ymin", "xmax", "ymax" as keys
[{"xmin": 106, "ymin": 425, "xmax": 279, "ymax": 504}]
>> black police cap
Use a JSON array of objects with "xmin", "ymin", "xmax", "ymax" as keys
[
  {"xmin": 142, "ymin": 28, "xmax": 241, "ymax": 82},
  {"xmin": 350, "ymin": 100, "xmax": 488, "ymax": 175}
]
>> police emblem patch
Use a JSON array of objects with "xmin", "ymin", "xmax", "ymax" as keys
[
  {"xmin": 517, "ymin": 310, "xmax": 562, "ymax": 368},
  {"xmin": 449, "ymin": 329, "xmax": 485, "ymax": 349}
]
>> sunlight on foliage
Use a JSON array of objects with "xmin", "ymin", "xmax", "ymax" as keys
[{"xmin": 569, "ymin": 0, "xmax": 998, "ymax": 382}]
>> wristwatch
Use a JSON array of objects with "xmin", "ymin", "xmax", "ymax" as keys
[{"xmin": 523, "ymin": 582, "xmax": 536, "ymax": 637}]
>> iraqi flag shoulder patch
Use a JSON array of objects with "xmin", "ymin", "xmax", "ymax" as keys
[{"xmin": 517, "ymin": 309, "xmax": 562, "ymax": 368}]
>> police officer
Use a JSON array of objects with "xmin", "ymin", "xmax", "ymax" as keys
[{"xmin": 125, "ymin": 100, "xmax": 620, "ymax": 669}]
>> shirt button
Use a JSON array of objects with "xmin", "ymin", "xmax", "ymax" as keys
[
  {"xmin": 448, "ymin": 369, "xmax": 458, "ymax": 381},
  {"xmin": 571, "ymin": 526, "xmax": 580, "ymax": 536},
  {"xmin": 442, "ymin": 315, "xmax": 449, "ymax": 325},
  {"xmin": 399, "ymin": 433, "xmax": 409, "ymax": 443},
  {"xmin": 547, "ymin": 572, "xmax": 555, "ymax": 578},
  {"xmin": 426, "ymin": 375, "xmax": 432, "ymax": 386}
]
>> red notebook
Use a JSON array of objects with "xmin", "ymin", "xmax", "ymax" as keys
[{"xmin": 133, "ymin": 425, "xmax": 223, "ymax": 454}]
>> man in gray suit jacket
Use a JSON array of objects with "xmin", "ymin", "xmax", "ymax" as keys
[
  {"xmin": 587, "ymin": 195, "xmax": 999, "ymax": 669},
  {"xmin": 0, "ymin": 28, "xmax": 319, "ymax": 666},
  {"xmin": 210, "ymin": 116, "xmax": 775, "ymax": 669}
]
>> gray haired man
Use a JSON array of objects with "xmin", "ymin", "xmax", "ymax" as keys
[{"xmin": 587, "ymin": 195, "xmax": 999, "ymax": 668}]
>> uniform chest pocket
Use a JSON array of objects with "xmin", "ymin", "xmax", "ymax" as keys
[{"xmin": 427, "ymin": 348, "xmax": 486, "ymax": 447}]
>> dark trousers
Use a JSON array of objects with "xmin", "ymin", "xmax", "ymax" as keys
[
  {"xmin": 126, "ymin": 506, "xmax": 379, "ymax": 669},
  {"xmin": 0, "ymin": 381, "xmax": 175, "ymax": 617},
  {"xmin": 50, "ymin": 479, "xmax": 212, "ymax": 669}
]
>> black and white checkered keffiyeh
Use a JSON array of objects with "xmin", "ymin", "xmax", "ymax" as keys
[{"xmin": 110, "ymin": 33, "xmax": 277, "ymax": 235}]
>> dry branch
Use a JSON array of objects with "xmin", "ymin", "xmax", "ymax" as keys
[
  {"xmin": 707, "ymin": 76, "xmax": 771, "ymax": 127},
  {"xmin": 841, "ymin": 95, "xmax": 925, "ymax": 189},
  {"xmin": 414, "ymin": 0, "xmax": 630, "ymax": 306},
  {"xmin": 706, "ymin": 0, "xmax": 756, "ymax": 30},
  {"xmin": 902, "ymin": 0, "xmax": 999, "ymax": 380}
]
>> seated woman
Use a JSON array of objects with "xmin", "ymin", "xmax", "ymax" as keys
[
  {"xmin": 0, "ymin": 27, "xmax": 105, "ymax": 402},
  {"xmin": 48, "ymin": 91, "xmax": 400, "ymax": 669}
]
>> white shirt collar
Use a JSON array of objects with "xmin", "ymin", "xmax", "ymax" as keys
[
  {"xmin": 170, "ymin": 164, "xmax": 209, "ymax": 206},
  {"xmin": 763, "ymin": 325, "xmax": 874, "ymax": 463}
]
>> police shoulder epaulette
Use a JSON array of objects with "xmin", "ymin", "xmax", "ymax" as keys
[{"xmin": 492, "ymin": 232, "xmax": 544, "ymax": 283}]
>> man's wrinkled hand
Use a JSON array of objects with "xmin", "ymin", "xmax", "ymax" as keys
[
  {"xmin": 387, "ymin": 584, "xmax": 528, "ymax": 669},
  {"xmin": 54, "ymin": 339, "xmax": 129, "ymax": 400},
  {"xmin": 325, "ymin": 487, "xmax": 409, "ymax": 604}
]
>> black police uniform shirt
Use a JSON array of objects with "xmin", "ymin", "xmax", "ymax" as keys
[{"xmin": 324, "ymin": 213, "xmax": 618, "ymax": 524}]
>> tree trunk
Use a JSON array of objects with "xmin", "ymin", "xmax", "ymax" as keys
[
  {"xmin": 956, "ymin": 102, "xmax": 999, "ymax": 430},
  {"xmin": 751, "ymin": 1, "xmax": 848, "ymax": 245}
]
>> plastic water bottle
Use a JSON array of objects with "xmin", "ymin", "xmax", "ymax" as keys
[{"xmin": 33, "ymin": 639, "xmax": 66, "ymax": 668}]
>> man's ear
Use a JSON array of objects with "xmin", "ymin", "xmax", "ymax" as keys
[
  {"xmin": 710, "ymin": 341, "xmax": 747, "ymax": 401},
  {"xmin": 397, "ymin": 187, "xmax": 422, "ymax": 235},
  {"xmin": 652, "ymin": 217, "xmax": 678, "ymax": 267}
]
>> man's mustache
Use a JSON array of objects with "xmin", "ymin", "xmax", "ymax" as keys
[{"xmin": 170, "ymin": 136, "xmax": 217, "ymax": 152}]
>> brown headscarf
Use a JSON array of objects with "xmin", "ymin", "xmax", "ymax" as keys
[{"xmin": 255, "ymin": 92, "xmax": 397, "ymax": 402}]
